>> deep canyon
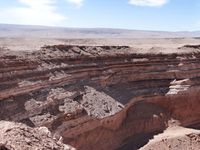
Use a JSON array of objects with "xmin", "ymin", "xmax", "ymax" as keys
[{"xmin": 0, "ymin": 44, "xmax": 200, "ymax": 149}]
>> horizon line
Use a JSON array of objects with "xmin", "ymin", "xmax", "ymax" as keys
[{"xmin": 0, "ymin": 23, "xmax": 199, "ymax": 33}]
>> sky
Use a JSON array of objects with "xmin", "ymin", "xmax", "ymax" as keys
[{"xmin": 0, "ymin": 0, "xmax": 200, "ymax": 31}]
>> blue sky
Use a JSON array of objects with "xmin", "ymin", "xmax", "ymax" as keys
[{"xmin": 0, "ymin": 0, "xmax": 199, "ymax": 31}]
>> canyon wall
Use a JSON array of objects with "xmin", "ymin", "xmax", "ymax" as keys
[{"xmin": 0, "ymin": 45, "xmax": 200, "ymax": 149}]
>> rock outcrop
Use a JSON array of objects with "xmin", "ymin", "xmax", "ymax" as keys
[
  {"xmin": 140, "ymin": 126, "xmax": 200, "ymax": 150},
  {"xmin": 0, "ymin": 121, "xmax": 74, "ymax": 150},
  {"xmin": 0, "ymin": 45, "xmax": 200, "ymax": 149}
]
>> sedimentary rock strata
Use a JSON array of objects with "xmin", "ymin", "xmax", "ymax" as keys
[{"xmin": 0, "ymin": 45, "xmax": 200, "ymax": 149}]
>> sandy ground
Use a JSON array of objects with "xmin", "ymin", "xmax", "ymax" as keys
[{"xmin": 0, "ymin": 37, "xmax": 200, "ymax": 53}]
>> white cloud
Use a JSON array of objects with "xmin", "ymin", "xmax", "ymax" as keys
[
  {"xmin": 129, "ymin": 0, "xmax": 168, "ymax": 7},
  {"xmin": 66, "ymin": 0, "xmax": 84, "ymax": 7},
  {"xmin": 0, "ymin": 0, "xmax": 66, "ymax": 26}
]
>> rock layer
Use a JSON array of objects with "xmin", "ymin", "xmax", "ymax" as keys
[{"xmin": 0, "ymin": 45, "xmax": 200, "ymax": 149}]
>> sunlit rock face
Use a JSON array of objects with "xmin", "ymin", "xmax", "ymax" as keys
[{"xmin": 0, "ymin": 45, "xmax": 200, "ymax": 150}]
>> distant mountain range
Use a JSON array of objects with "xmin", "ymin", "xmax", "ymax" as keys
[{"xmin": 0, "ymin": 24, "xmax": 200, "ymax": 39}]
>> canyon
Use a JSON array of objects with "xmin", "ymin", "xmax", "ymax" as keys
[{"xmin": 0, "ymin": 43, "xmax": 200, "ymax": 149}]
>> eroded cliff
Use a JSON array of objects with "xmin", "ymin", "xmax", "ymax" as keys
[{"xmin": 0, "ymin": 45, "xmax": 200, "ymax": 150}]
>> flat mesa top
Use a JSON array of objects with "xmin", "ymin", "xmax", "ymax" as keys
[
  {"xmin": 0, "ymin": 38, "xmax": 200, "ymax": 55},
  {"xmin": 0, "ymin": 24, "xmax": 200, "ymax": 53}
]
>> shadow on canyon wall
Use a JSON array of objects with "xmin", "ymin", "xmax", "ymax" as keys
[{"xmin": 116, "ymin": 131, "xmax": 163, "ymax": 150}]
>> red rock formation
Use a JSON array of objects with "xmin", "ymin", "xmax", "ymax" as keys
[{"xmin": 0, "ymin": 45, "xmax": 200, "ymax": 149}]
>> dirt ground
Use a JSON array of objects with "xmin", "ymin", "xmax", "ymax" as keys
[{"xmin": 0, "ymin": 37, "xmax": 200, "ymax": 54}]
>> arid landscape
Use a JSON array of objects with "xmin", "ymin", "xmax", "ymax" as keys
[{"xmin": 0, "ymin": 24, "xmax": 200, "ymax": 150}]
